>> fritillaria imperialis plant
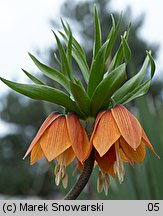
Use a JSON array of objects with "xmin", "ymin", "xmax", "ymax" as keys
[{"xmin": 0, "ymin": 5, "xmax": 159, "ymax": 199}]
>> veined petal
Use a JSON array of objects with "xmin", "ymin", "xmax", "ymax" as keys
[
  {"xmin": 142, "ymin": 129, "xmax": 160, "ymax": 158},
  {"xmin": 55, "ymin": 147, "xmax": 75, "ymax": 167},
  {"xmin": 120, "ymin": 147, "xmax": 134, "ymax": 167},
  {"xmin": 93, "ymin": 110, "xmax": 121, "ymax": 156},
  {"xmin": 90, "ymin": 110, "xmax": 106, "ymax": 142},
  {"xmin": 120, "ymin": 147, "xmax": 128, "ymax": 162},
  {"xmin": 30, "ymin": 142, "xmax": 44, "ymax": 165},
  {"xmin": 23, "ymin": 112, "xmax": 60, "ymax": 159},
  {"xmin": 111, "ymin": 105, "xmax": 142, "ymax": 149},
  {"xmin": 66, "ymin": 113, "xmax": 91, "ymax": 163},
  {"xmin": 93, "ymin": 110, "xmax": 107, "ymax": 132},
  {"xmin": 40, "ymin": 116, "xmax": 71, "ymax": 161},
  {"xmin": 120, "ymin": 137, "xmax": 146, "ymax": 164},
  {"xmin": 95, "ymin": 145, "xmax": 116, "ymax": 172}
]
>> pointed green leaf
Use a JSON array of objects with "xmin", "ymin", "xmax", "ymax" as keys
[
  {"xmin": 124, "ymin": 23, "xmax": 131, "ymax": 40},
  {"xmin": 61, "ymin": 19, "xmax": 86, "ymax": 59},
  {"xmin": 107, "ymin": 44, "xmax": 123, "ymax": 73},
  {"xmin": 110, "ymin": 14, "xmax": 116, "ymax": 30},
  {"xmin": 60, "ymin": 20, "xmax": 89, "ymax": 83},
  {"xmin": 107, "ymin": 26, "xmax": 131, "ymax": 72},
  {"xmin": 113, "ymin": 54, "xmax": 150, "ymax": 102},
  {"xmin": 71, "ymin": 47, "xmax": 89, "ymax": 83},
  {"xmin": 146, "ymin": 51, "xmax": 155, "ymax": 77},
  {"xmin": 90, "ymin": 63, "xmax": 126, "ymax": 116},
  {"xmin": 67, "ymin": 25, "xmax": 72, "ymax": 67},
  {"xmin": 87, "ymin": 41, "xmax": 108, "ymax": 97},
  {"xmin": 122, "ymin": 36, "xmax": 131, "ymax": 63},
  {"xmin": 22, "ymin": 69, "xmax": 45, "ymax": 85},
  {"xmin": 28, "ymin": 53, "xmax": 70, "ymax": 92},
  {"xmin": 54, "ymin": 52, "xmax": 61, "ymax": 65},
  {"xmin": 52, "ymin": 31, "xmax": 73, "ymax": 81},
  {"xmin": 61, "ymin": 19, "xmax": 87, "ymax": 62},
  {"xmin": 0, "ymin": 77, "xmax": 85, "ymax": 117},
  {"xmin": 60, "ymin": 32, "xmax": 90, "ymax": 84},
  {"xmin": 105, "ymin": 14, "xmax": 122, "ymax": 61},
  {"xmin": 113, "ymin": 51, "xmax": 155, "ymax": 104},
  {"xmin": 70, "ymin": 82, "xmax": 90, "ymax": 115},
  {"xmin": 93, "ymin": 4, "xmax": 102, "ymax": 59},
  {"xmin": 106, "ymin": 14, "xmax": 115, "ymax": 42},
  {"xmin": 119, "ymin": 80, "xmax": 151, "ymax": 105}
]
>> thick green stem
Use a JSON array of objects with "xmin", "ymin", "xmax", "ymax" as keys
[{"xmin": 64, "ymin": 119, "xmax": 95, "ymax": 200}]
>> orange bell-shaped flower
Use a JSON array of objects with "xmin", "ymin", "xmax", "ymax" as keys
[
  {"xmin": 23, "ymin": 112, "xmax": 91, "ymax": 188},
  {"xmin": 91, "ymin": 105, "xmax": 159, "ymax": 194}
]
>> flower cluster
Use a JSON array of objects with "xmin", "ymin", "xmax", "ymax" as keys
[
  {"xmin": 91, "ymin": 105, "xmax": 159, "ymax": 195},
  {"xmin": 24, "ymin": 105, "xmax": 159, "ymax": 195}
]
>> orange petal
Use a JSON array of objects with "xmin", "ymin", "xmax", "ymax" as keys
[
  {"xmin": 92, "ymin": 110, "xmax": 121, "ymax": 156},
  {"xmin": 72, "ymin": 160, "xmax": 83, "ymax": 175},
  {"xmin": 120, "ymin": 137, "xmax": 146, "ymax": 164},
  {"xmin": 142, "ymin": 129, "xmax": 160, "ymax": 159},
  {"xmin": 66, "ymin": 113, "xmax": 91, "ymax": 163},
  {"xmin": 30, "ymin": 142, "xmax": 44, "ymax": 165},
  {"xmin": 40, "ymin": 116, "xmax": 71, "ymax": 161},
  {"xmin": 55, "ymin": 147, "xmax": 75, "ymax": 167},
  {"xmin": 108, "ymin": 165, "xmax": 116, "ymax": 178},
  {"xmin": 23, "ymin": 112, "xmax": 60, "ymax": 159},
  {"xmin": 111, "ymin": 105, "xmax": 142, "ymax": 149},
  {"xmin": 120, "ymin": 147, "xmax": 134, "ymax": 167},
  {"xmin": 90, "ymin": 111, "xmax": 106, "ymax": 142},
  {"xmin": 93, "ymin": 111, "xmax": 107, "ymax": 133},
  {"xmin": 120, "ymin": 147, "xmax": 128, "ymax": 162},
  {"xmin": 95, "ymin": 145, "xmax": 116, "ymax": 173}
]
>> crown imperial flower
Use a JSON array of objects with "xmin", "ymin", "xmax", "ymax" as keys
[
  {"xmin": 23, "ymin": 112, "xmax": 91, "ymax": 188},
  {"xmin": 91, "ymin": 105, "xmax": 159, "ymax": 194}
]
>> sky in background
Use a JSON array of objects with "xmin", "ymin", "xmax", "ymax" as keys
[
  {"xmin": 0, "ymin": 0, "xmax": 65, "ymax": 93},
  {"xmin": 0, "ymin": 0, "xmax": 163, "ymax": 132},
  {"xmin": 112, "ymin": 0, "xmax": 163, "ymax": 74}
]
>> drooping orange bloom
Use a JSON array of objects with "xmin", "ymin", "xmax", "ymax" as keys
[
  {"xmin": 90, "ymin": 105, "xmax": 159, "ymax": 195},
  {"xmin": 23, "ymin": 112, "xmax": 91, "ymax": 188}
]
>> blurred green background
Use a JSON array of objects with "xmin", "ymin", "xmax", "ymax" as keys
[{"xmin": 0, "ymin": 0, "xmax": 162, "ymax": 199}]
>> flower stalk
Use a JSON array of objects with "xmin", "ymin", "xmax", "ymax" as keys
[{"xmin": 64, "ymin": 149, "xmax": 95, "ymax": 200}]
